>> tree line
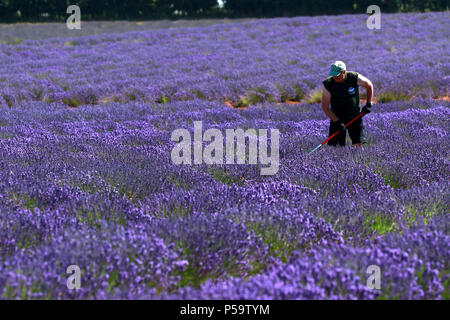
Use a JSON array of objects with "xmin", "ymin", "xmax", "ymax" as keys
[{"xmin": 0, "ymin": 0, "xmax": 449, "ymax": 22}]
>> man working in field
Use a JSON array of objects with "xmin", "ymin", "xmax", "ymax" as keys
[{"xmin": 321, "ymin": 61, "xmax": 374, "ymax": 147}]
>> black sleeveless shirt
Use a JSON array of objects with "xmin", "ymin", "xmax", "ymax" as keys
[{"xmin": 323, "ymin": 71, "xmax": 360, "ymax": 121}]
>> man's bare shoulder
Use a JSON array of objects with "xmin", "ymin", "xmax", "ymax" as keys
[
  {"xmin": 357, "ymin": 73, "xmax": 372, "ymax": 87},
  {"xmin": 323, "ymin": 76, "xmax": 333, "ymax": 84}
]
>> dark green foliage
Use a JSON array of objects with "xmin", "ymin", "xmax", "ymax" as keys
[
  {"xmin": 0, "ymin": 0, "xmax": 221, "ymax": 22},
  {"xmin": 0, "ymin": 0, "xmax": 448, "ymax": 22},
  {"xmin": 224, "ymin": 0, "xmax": 449, "ymax": 17}
]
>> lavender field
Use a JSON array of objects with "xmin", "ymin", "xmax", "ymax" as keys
[{"xmin": 0, "ymin": 12, "xmax": 449, "ymax": 300}]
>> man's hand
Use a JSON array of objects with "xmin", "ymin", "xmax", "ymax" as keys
[
  {"xmin": 361, "ymin": 102, "xmax": 372, "ymax": 114},
  {"xmin": 333, "ymin": 119, "xmax": 346, "ymax": 134}
]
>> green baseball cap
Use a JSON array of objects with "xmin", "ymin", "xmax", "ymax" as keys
[{"xmin": 329, "ymin": 61, "xmax": 346, "ymax": 77}]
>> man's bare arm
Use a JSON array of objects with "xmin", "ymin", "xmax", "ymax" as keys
[
  {"xmin": 321, "ymin": 87, "xmax": 339, "ymax": 122},
  {"xmin": 357, "ymin": 74, "xmax": 374, "ymax": 103}
]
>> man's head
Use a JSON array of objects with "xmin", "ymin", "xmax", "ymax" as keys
[{"xmin": 329, "ymin": 61, "xmax": 346, "ymax": 82}]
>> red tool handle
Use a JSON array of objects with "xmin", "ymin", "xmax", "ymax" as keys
[{"xmin": 320, "ymin": 112, "xmax": 366, "ymax": 147}]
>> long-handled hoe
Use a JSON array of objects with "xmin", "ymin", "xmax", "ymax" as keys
[{"xmin": 308, "ymin": 111, "xmax": 368, "ymax": 155}]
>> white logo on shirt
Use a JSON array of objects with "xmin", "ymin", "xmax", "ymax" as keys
[{"xmin": 348, "ymin": 87, "xmax": 355, "ymax": 94}]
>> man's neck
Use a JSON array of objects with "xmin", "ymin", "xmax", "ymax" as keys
[{"xmin": 335, "ymin": 73, "xmax": 346, "ymax": 83}]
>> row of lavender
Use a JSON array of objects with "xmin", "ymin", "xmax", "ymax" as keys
[
  {"xmin": 0, "ymin": 98, "xmax": 448, "ymax": 298},
  {"xmin": 1, "ymin": 12, "xmax": 449, "ymax": 108}
]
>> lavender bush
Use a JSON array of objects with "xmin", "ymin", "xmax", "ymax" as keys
[{"xmin": 0, "ymin": 12, "xmax": 449, "ymax": 108}]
